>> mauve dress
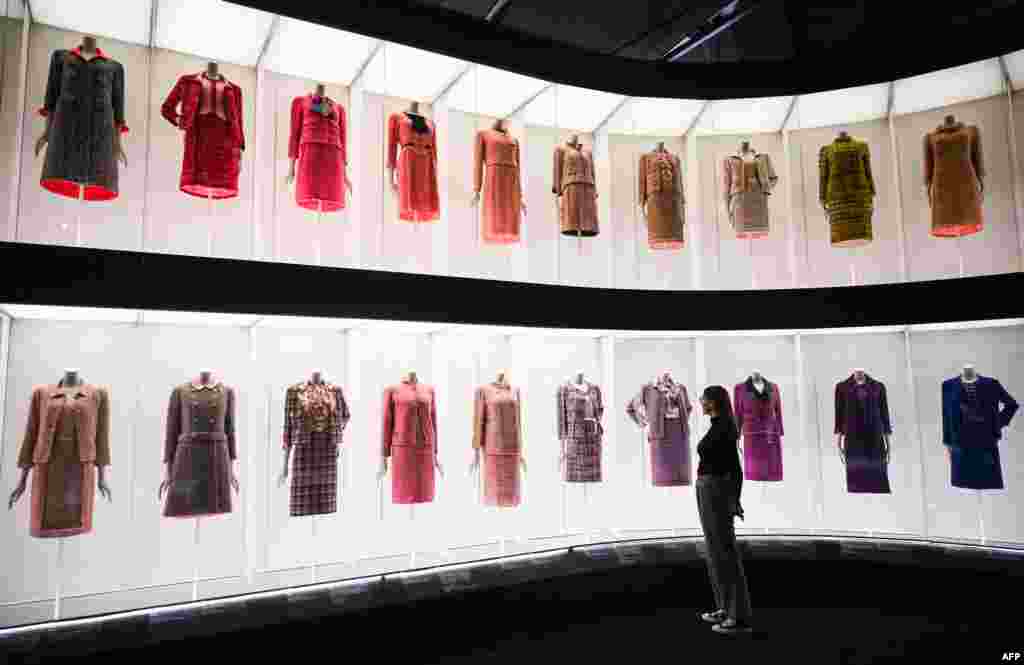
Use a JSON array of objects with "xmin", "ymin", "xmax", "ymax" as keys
[
  {"xmin": 627, "ymin": 381, "xmax": 693, "ymax": 487},
  {"xmin": 472, "ymin": 383, "xmax": 523, "ymax": 507},
  {"xmin": 474, "ymin": 129, "xmax": 523, "ymax": 244},
  {"xmin": 734, "ymin": 379, "xmax": 784, "ymax": 481}
]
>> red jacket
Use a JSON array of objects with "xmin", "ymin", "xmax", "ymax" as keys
[
  {"xmin": 19, "ymin": 384, "xmax": 110, "ymax": 466},
  {"xmin": 289, "ymin": 94, "xmax": 346, "ymax": 162},
  {"xmin": 161, "ymin": 73, "xmax": 245, "ymax": 150},
  {"xmin": 381, "ymin": 381, "xmax": 437, "ymax": 456}
]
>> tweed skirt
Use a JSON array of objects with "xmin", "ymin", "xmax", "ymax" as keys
[
  {"xmin": 180, "ymin": 114, "xmax": 241, "ymax": 200},
  {"xmin": 559, "ymin": 183, "xmax": 599, "ymax": 237},
  {"xmin": 930, "ymin": 179, "xmax": 983, "ymax": 238},
  {"xmin": 290, "ymin": 432, "xmax": 338, "ymax": 516},
  {"xmin": 844, "ymin": 434, "xmax": 890, "ymax": 493},
  {"xmin": 950, "ymin": 443, "xmax": 1003, "ymax": 490},
  {"xmin": 828, "ymin": 203, "xmax": 873, "ymax": 247},
  {"xmin": 29, "ymin": 434, "xmax": 95, "ymax": 538},
  {"xmin": 742, "ymin": 430, "xmax": 783, "ymax": 481},
  {"xmin": 163, "ymin": 437, "xmax": 233, "ymax": 517},
  {"xmin": 646, "ymin": 190, "xmax": 684, "ymax": 250},
  {"xmin": 396, "ymin": 148, "xmax": 440, "ymax": 223},
  {"xmin": 562, "ymin": 421, "xmax": 602, "ymax": 482},
  {"xmin": 296, "ymin": 143, "xmax": 346, "ymax": 213},
  {"xmin": 481, "ymin": 164, "xmax": 521, "ymax": 244},
  {"xmin": 483, "ymin": 452, "xmax": 521, "ymax": 507},
  {"xmin": 729, "ymin": 191, "xmax": 769, "ymax": 239},
  {"xmin": 650, "ymin": 419, "xmax": 691, "ymax": 487},
  {"xmin": 391, "ymin": 445, "xmax": 435, "ymax": 504}
]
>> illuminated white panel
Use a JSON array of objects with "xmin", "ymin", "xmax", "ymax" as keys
[
  {"xmin": 262, "ymin": 17, "xmax": 376, "ymax": 85},
  {"xmin": 519, "ymin": 84, "xmax": 557, "ymax": 126},
  {"xmin": 696, "ymin": 95, "xmax": 794, "ymax": 135},
  {"xmin": 31, "ymin": 0, "xmax": 152, "ymax": 46},
  {"xmin": 254, "ymin": 315, "xmax": 352, "ymax": 330},
  {"xmin": 0, "ymin": 305, "xmax": 139, "ymax": 323},
  {"xmin": 154, "ymin": 0, "xmax": 275, "ymax": 66},
  {"xmin": 447, "ymin": 64, "xmax": 549, "ymax": 118},
  {"xmin": 786, "ymin": 83, "xmax": 889, "ymax": 131},
  {"xmin": 355, "ymin": 319, "xmax": 452, "ymax": 335},
  {"xmin": 381, "ymin": 42, "xmax": 464, "ymax": 102},
  {"xmin": 552, "ymin": 84, "xmax": 626, "ymax": 132},
  {"xmin": 4, "ymin": 0, "xmax": 25, "ymax": 19},
  {"xmin": 892, "ymin": 58, "xmax": 1005, "ymax": 116},
  {"xmin": 626, "ymin": 97, "xmax": 707, "ymax": 136},
  {"xmin": 140, "ymin": 310, "xmax": 263, "ymax": 327},
  {"xmin": 1003, "ymin": 49, "xmax": 1024, "ymax": 91}
]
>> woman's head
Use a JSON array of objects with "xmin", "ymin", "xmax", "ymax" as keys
[{"xmin": 701, "ymin": 385, "xmax": 740, "ymax": 439}]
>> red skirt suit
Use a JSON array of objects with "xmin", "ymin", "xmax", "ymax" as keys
[
  {"xmin": 382, "ymin": 380, "xmax": 438, "ymax": 504},
  {"xmin": 289, "ymin": 94, "xmax": 347, "ymax": 212},
  {"xmin": 387, "ymin": 112, "xmax": 440, "ymax": 222}
]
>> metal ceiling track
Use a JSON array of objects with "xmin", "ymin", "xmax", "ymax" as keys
[
  {"xmin": 485, "ymin": 0, "xmax": 513, "ymax": 24},
  {"xmin": 662, "ymin": 0, "xmax": 764, "ymax": 63}
]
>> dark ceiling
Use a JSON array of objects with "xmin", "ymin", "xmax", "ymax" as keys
[{"xmin": 233, "ymin": 0, "xmax": 1024, "ymax": 98}]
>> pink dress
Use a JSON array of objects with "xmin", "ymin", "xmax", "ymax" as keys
[
  {"xmin": 289, "ymin": 94, "xmax": 347, "ymax": 213},
  {"xmin": 733, "ymin": 378, "xmax": 784, "ymax": 481},
  {"xmin": 472, "ymin": 382, "xmax": 523, "ymax": 507},
  {"xmin": 381, "ymin": 381, "xmax": 438, "ymax": 504},
  {"xmin": 387, "ymin": 112, "xmax": 440, "ymax": 222}
]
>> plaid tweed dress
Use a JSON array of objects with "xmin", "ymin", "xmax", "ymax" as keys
[
  {"xmin": 558, "ymin": 381, "xmax": 604, "ymax": 482},
  {"xmin": 819, "ymin": 136, "xmax": 876, "ymax": 247},
  {"xmin": 284, "ymin": 381, "xmax": 350, "ymax": 517},
  {"xmin": 473, "ymin": 382, "xmax": 523, "ymax": 507}
]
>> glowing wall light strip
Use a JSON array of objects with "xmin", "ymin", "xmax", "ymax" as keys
[
  {"xmin": 153, "ymin": 0, "xmax": 275, "ymax": 66},
  {"xmin": 30, "ymin": 0, "xmax": 152, "ymax": 46}
]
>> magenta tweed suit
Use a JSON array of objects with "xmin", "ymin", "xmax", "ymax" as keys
[{"xmin": 733, "ymin": 378, "xmax": 784, "ymax": 481}]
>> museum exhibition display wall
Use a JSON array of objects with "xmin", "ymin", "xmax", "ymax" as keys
[
  {"xmin": 0, "ymin": 0, "xmax": 1023, "ymax": 633},
  {"xmin": 0, "ymin": 3, "xmax": 1023, "ymax": 290}
]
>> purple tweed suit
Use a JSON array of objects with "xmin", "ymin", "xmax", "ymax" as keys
[{"xmin": 733, "ymin": 378, "xmax": 784, "ymax": 481}]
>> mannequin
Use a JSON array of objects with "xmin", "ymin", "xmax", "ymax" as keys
[
  {"xmin": 750, "ymin": 370, "xmax": 765, "ymax": 393},
  {"xmin": 379, "ymin": 371, "xmax": 443, "ymax": 479},
  {"xmin": 286, "ymin": 83, "xmax": 352, "ymax": 195},
  {"xmin": 35, "ymin": 35, "xmax": 127, "ymax": 167},
  {"xmin": 8, "ymin": 369, "xmax": 113, "ymax": 509},
  {"xmin": 961, "ymin": 364, "xmax": 978, "ymax": 383},
  {"xmin": 408, "ymin": 100, "xmax": 421, "ymax": 115},
  {"xmin": 574, "ymin": 371, "xmax": 586, "ymax": 386},
  {"xmin": 278, "ymin": 370, "xmax": 326, "ymax": 487},
  {"xmin": 932, "ymin": 114, "xmax": 984, "ymax": 195},
  {"xmin": 495, "ymin": 369, "xmax": 508, "ymax": 385},
  {"xmin": 739, "ymin": 141, "xmax": 755, "ymax": 160},
  {"xmin": 853, "ymin": 368, "xmax": 866, "ymax": 383},
  {"xmin": 205, "ymin": 61, "xmax": 221, "ymax": 80},
  {"xmin": 655, "ymin": 141, "xmax": 666, "ymax": 152},
  {"xmin": 836, "ymin": 368, "xmax": 891, "ymax": 464},
  {"xmin": 405, "ymin": 370, "xmax": 418, "ymax": 384},
  {"xmin": 470, "ymin": 119, "xmax": 527, "ymax": 214},
  {"xmin": 159, "ymin": 370, "xmax": 239, "ymax": 499},
  {"xmin": 837, "ymin": 130, "xmax": 850, "ymax": 141},
  {"xmin": 470, "ymin": 369, "xmax": 526, "ymax": 475},
  {"xmin": 389, "ymin": 102, "xmax": 422, "ymax": 194}
]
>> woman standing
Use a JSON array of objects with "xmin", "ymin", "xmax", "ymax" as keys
[{"xmin": 696, "ymin": 385, "xmax": 753, "ymax": 634}]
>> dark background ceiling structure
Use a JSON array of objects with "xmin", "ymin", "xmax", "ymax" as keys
[{"xmin": 233, "ymin": 0, "xmax": 1024, "ymax": 98}]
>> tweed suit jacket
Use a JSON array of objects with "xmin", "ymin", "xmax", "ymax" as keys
[
  {"xmin": 557, "ymin": 380, "xmax": 604, "ymax": 440},
  {"xmin": 18, "ymin": 382, "xmax": 110, "ymax": 467},
  {"xmin": 288, "ymin": 94, "xmax": 346, "ymax": 161},
  {"xmin": 834, "ymin": 374, "xmax": 891, "ymax": 438},
  {"xmin": 627, "ymin": 379, "xmax": 692, "ymax": 442},
  {"xmin": 819, "ymin": 136, "xmax": 876, "ymax": 208},
  {"xmin": 283, "ymin": 381, "xmax": 350, "ymax": 450},
  {"xmin": 552, "ymin": 144, "xmax": 596, "ymax": 195},
  {"xmin": 472, "ymin": 382, "xmax": 522, "ymax": 454},
  {"xmin": 382, "ymin": 380, "xmax": 438, "ymax": 456},
  {"xmin": 161, "ymin": 73, "xmax": 245, "ymax": 150},
  {"xmin": 722, "ymin": 152, "xmax": 777, "ymax": 203},
  {"xmin": 941, "ymin": 375, "xmax": 1017, "ymax": 448}
]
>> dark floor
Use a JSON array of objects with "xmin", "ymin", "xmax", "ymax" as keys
[{"xmin": 10, "ymin": 558, "xmax": 1021, "ymax": 664}]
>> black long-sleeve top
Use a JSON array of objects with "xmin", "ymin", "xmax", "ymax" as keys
[{"xmin": 697, "ymin": 415, "xmax": 744, "ymax": 498}]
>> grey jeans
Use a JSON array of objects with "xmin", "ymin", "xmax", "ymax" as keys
[{"xmin": 696, "ymin": 473, "xmax": 752, "ymax": 622}]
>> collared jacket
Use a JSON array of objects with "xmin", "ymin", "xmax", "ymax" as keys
[
  {"xmin": 18, "ymin": 382, "xmax": 111, "ymax": 467},
  {"xmin": 819, "ymin": 136, "xmax": 876, "ymax": 209},
  {"xmin": 734, "ymin": 378, "xmax": 783, "ymax": 439},
  {"xmin": 722, "ymin": 152, "xmax": 777, "ymax": 203},
  {"xmin": 161, "ymin": 73, "xmax": 245, "ymax": 150},
  {"xmin": 834, "ymin": 374, "xmax": 891, "ymax": 439},
  {"xmin": 382, "ymin": 381, "xmax": 438, "ymax": 456},
  {"xmin": 552, "ymin": 144, "xmax": 596, "ymax": 195},
  {"xmin": 627, "ymin": 379, "xmax": 692, "ymax": 443},
  {"xmin": 472, "ymin": 382, "xmax": 522, "ymax": 454},
  {"xmin": 557, "ymin": 380, "xmax": 604, "ymax": 440},
  {"xmin": 288, "ymin": 94, "xmax": 346, "ymax": 162},
  {"xmin": 283, "ymin": 381, "xmax": 350, "ymax": 450},
  {"xmin": 165, "ymin": 381, "xmax": 238, "ymax": 464},
  {"xmin": 639, "ymin": 150, "xmax": 684, "ymax": 205},
  {"xmin": 942, "ymin": 375, "xmax": 1017, "ymax": 448}
]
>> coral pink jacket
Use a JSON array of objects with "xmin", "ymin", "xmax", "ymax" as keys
[
  {"xmin": 288, "ymin": 95, "xmax": 346, "ymax": 162},
  {"xmin": 382, "ymin": 381, "xmax": 438, "ymax": 456}
]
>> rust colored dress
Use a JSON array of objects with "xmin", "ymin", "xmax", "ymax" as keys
[
  {"xmin": 387, "ymin": 112, "xmax": 440, "ymax": 222},
  {"xmin": 472, "ymin": 382, "xmax": 523, "ymax": 507},
  {"xmin": 639, "ymin": 149, "xmax": 685, "ymax": 249},
  {"xmin": 925, "ymin": 122, "xmax": 984, "ymax": 237},
  {"xmin": 474, "ymin": 128, "xmax": 523, "ymax": 244},
  {"xmin": 552, "ymin": 143, "xmax": 599, "ymax": 237},
  {"xmin": 18, "ymin": 383, "xmax": 111, "ymax": 538}
]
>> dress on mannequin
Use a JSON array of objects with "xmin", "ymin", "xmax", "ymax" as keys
[
  {"xmin": 289, "ymin": 92, "xmax": 348, "ymax": 212},
  {"xmin": 819, "ymin": 134, "xmax": 876, "ymax": 247},
  {"xmin": 381, "ymin": 377, "xmax": 439, "ymax": 503},
  {"xmin": 722, "ymin": 147, "xmax": 776, "ymax": 239},
  {"xmin": 627, "ymin": 375, "xmax": 693, "ymax": 486},
  {"xmin": 37, "ymin": 44, "xmax": 128, "ymax": 200},
  {"xmin": 557, "ymin": 378, "xmax": 604, "ymax": 481},
  {"xmin": 925, "ymin": 119, "xmax": 984, "ymax": 237},
  {"xmin": 161, "ymin": 68, "xmax": 245, "ymax": 199},
  {"xmin": 16, "ymin": 376, "xmax": 111, "ymax": 537},
  {"xmin": 283, "ymin": 380, "xmax": 350, "ymax": 516},
  {"xmin": 474, "ymin": 124, "xmax": 523, "ymax": 243},
  {"xmin": 163, "ymin": 377, "xmax": 238, "ymax": 516},
  {"xmin": 733, "ymin": 376, "xmax": 784, "ymax": 481},
  {"xmin": 387, "ymin": 110, "xmax": 440, "ymax": 222},
  {"xmin": 834, "ymin": 373, "xmax": 891, "ymax": 493},
  {"xmin": 941, "ymin": 372, "xmax": 1017, "ymax": 489},
  {"xmin": 472, "ymin": 380, "xmax": 523, "ymax": 506},
  {"xmin": 638, "ymin": 145, "xmax": 685, "ymax": 249},
  {"xmin": 552, "ymin": 140, "xmax": 599, "ymax": 237}
]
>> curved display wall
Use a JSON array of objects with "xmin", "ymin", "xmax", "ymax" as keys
[
  {"xmin": 0, "ymin": 298, "xmax": 1021, "ymax": 628},
  {"xmin": 1, "ymin": 3, "xmax": 1023, "ymax": 292}
]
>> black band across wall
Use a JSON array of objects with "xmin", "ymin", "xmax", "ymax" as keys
[{"xmin": 1, "ymin": 242, "xmax": 1021, "ymax": 331}]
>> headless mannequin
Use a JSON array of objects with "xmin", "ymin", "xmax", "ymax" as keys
[
  {"xmin": 278, "ymin": 371, "xmax": 325, "ymax": 487},
  {"xmin": 739, "ymin": 141, "xmax": 755, "ymax": 161},
  {"xmin": 159, "ymin": 370, "xmax": 239, "ymax": 499},
  {"xmin": 750, "ymin": 370, "xmax": 765, "ymax": 393},
  {"xmin": 470, "ymin": 370, "xmax": 526, "ymax": 474},
  {"xmin": 35, "ymin": 35, "xmax": 127, "ymax": 167},
  {"xmin": 380, "ymin": 371, "xmax": 444, "ymax": 479},
  {"xmin": 640, "ymin": 142, "xmax": 668, "ymax": 218},
  {"xmin": 471, "ymin": 118, "xmax": 527, "ymax": 214},
  {"xmin": 836, "ymin": 368, "xmax": 890, "ymax": 463},
  {"xmin": 390, "ymin": 101, "xmax": 422, "ymax": 193},
  {"xmin": 555, "ymin": 134, "xmax": 597, "ymax": 203},
  {"xmin": 9, "ymin": 370, "xmax": 112, "ymax": 510},
  {"xmin": 286, "ymin": 83, "xmax": 351, "ymax": 194},
  {"xmin": 206, "ymin": 61, "xmax": 221, "ymax": 80},
  {"xmin": 927, "ymin": 115, "xmax": 984, "ymax": 202}
]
